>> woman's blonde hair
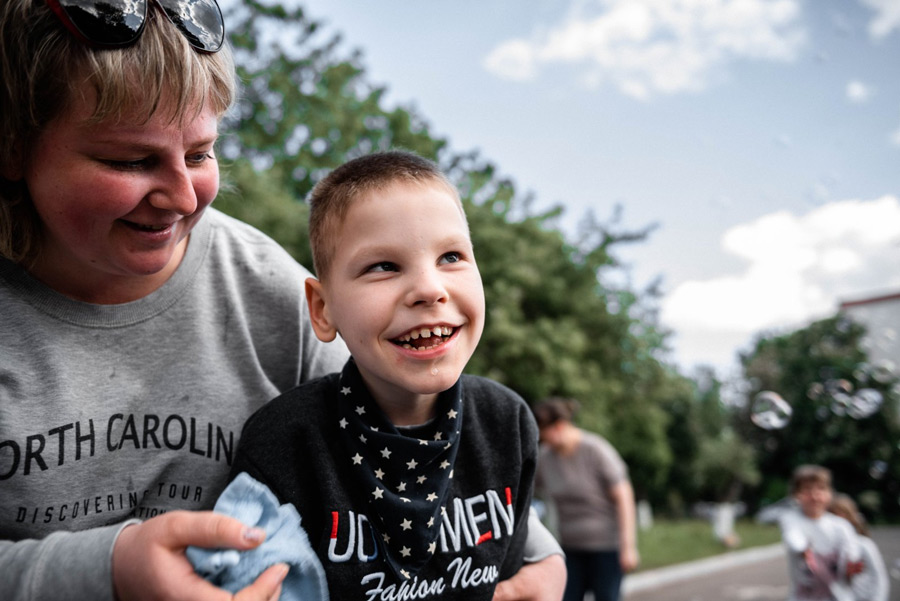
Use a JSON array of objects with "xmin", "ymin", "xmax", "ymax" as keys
[{"xmin": 0, "ymin": 0, "xmax": 236, "ymax": 263}]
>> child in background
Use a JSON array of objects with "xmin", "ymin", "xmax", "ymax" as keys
[
  {"xmin": 829, "ymin": 494, "xmax": 890, "ymax": 601},
  {"xmin": 226, "ymin": 150, "xmax": 539, "ymax": 600},
  {"xmin": 779, "ymin": 465, "xmax": 862, "ymax": 601}
]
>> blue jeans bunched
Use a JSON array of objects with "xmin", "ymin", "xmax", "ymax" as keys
[{"xmin": 562, "ymin": 548, "xmax": 623, "ymax": 601}]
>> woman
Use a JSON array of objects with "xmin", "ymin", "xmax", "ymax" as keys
[{"xmin": 533, "ymin": 397, "xmax": 639, "ymax": 601}]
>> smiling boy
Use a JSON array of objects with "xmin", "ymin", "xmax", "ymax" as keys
[
  {"xmin": 228, "ymin": 150, "xmax": 538, "ymax": 600},
  {"xmin": 779, "ymin": 465, "xmax": 861, "ymax": 601}
]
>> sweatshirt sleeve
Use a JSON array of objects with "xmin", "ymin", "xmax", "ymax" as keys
[{"xmin": 0, "ymin": 522, "xmax": 135, "ymax": 601}]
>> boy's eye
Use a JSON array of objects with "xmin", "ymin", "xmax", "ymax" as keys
[
  {"xmin": 188, "ymin": 152, "xmax": 215, "ymax": 164},
  {"xmin": 440, "ymin": 252, "xmax": 461, "ymax": 264},
  {"xmin": 367, "ymin": 261, "xmax": 398, "ymax": 273}
]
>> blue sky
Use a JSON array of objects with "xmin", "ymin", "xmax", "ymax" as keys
[{"xmin": 246, "ymin": 0, "xmax": 900, "ymax": 377}]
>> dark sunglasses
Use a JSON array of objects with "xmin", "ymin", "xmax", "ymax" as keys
[{"xmin": 45, "ymin": 0, "xmax": 224, "ymax": 53}]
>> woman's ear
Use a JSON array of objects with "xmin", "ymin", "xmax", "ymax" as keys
[{"xmin": 305, "ymin": 277, "xmax": 337, "ymax": 342}]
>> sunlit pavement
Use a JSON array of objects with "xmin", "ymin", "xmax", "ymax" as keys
[{"xmin": 620, "ymin": 526, "xmax": 900, "ymax": 601}]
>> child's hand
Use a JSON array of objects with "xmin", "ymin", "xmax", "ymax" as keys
[
  {"xmin": 846, "ymin": 560, "xmax": 864, "ymax": 578},
  {"xmin": 112, "ymin": 510, "xmax": 288, "ymax": 601},
  {"xmin": 492, "ymin": 554, "xmax": 566, "ymax": 601}
]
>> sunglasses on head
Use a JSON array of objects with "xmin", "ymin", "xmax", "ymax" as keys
[{"xmin": 45, "ymin": 0, "xmax": 224, "ymax": 53}]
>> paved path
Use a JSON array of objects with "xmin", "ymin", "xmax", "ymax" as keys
[{"xmin": 622, "ymin": 526, "xmax": 899, "ymax": 601}]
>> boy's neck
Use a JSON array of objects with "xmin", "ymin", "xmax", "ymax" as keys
[{"xmin": 376, "ymin": 393, "xmax": 440, "ymax": 427}]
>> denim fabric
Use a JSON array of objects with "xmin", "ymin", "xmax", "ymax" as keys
[
  {"xmin": 562, "ymin": 549, "xmax": 622, "ymax": 601},
  {"xmin": 187, "ymin": 472, "xmax": 329, "ymax": 601}
]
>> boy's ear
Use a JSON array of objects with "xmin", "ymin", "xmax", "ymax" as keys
[{"xmin": 305, "ymin": 277, "xmax": 337, "ymax": 342}]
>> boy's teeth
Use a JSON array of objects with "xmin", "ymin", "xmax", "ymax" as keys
[{"xmin": 396, "ymin": 326, "xmax": 454, "ymax": 344}]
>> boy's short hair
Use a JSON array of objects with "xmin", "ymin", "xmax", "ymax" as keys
[
  {"xmin": 307, "ymin": 150, "xmax": 463, "ymax": 280},
  {"xmin": 532, "ymin": 397, "xmax": 580, "ymax": 429},
  {"xmin": 0, "ymin": 1, "xmax": 237, "ymax": 263},
  {"xmin": 790, "ymin": 464, "xmax": 832, "ymax": 494}
]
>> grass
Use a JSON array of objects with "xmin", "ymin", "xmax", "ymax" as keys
[{"xmin": 635, "ymin": 519, "xmax": 782, "ymax": 571}]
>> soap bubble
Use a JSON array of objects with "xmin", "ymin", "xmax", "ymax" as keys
[
  {"xmin": 871, "ymin": 360, "xmax": 896, "ymax": 384},
  {"xmin": 847, "ymin": 388, "xmax": 883, "ymax": 419},
  {"xmin": 831, "ymin": 392, "xmax": 852, "ymax": 416},
  {"xmin": 807, "ymin": 382, "xmax": 825, "ymax": 401},
  {"xmin": 852, "ymin": 363, "xmax": 870, "ymax": 384},
  {"xmin": 869, "ymin": 460, "xmax": 888, "ymax": 480},
  {"xmin": 826, "ymin": 378, "xmax": 854, "ymax": 396},
  {"xmin": 750, "ymin": 391, "xmax": 792, "ymax": 430}
]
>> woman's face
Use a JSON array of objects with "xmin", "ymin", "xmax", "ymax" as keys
[
  {"xmin": 539, "ymin": 421, "xmax": 567, "ymax": 451},
  {"xmin": 23, "ymin": 88, "xmax": 220, "ymax": 303}
]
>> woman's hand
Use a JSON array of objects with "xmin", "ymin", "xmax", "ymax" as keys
[{"xmin": 112, "ymin": 511, "xmax": 288, "ymax": 601}]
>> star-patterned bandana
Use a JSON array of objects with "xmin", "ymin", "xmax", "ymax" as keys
[{"xmin": 335, "ymin": 359, "xmax": 462, "ymax": 581}]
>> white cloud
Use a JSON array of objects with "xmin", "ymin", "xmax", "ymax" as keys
[
  {"xmin": 482, "ymin": 0, "xmax": 806, "ymax": 99},
  {"xmin": 846, "ymin": 80, "xmax": 873, "ymax": 103},
  {"xmin": 858, "ymin": 0, "xmax": 900, "ymax": 39},
  {"xmin": 662, "ymin": 196, "xmax": 900, "ymax": 369}
]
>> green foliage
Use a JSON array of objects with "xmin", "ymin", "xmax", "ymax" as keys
[
  {"xmin": 217, "ymin": 159, "xmax": 312, "ymax": 267},
  {"xmin": 213, "ymin": 0, "xmax": 756, "ymax": 514},
  {"xmin": 737, "ymin": 315, "xmax": 900, "ymax": 521}
]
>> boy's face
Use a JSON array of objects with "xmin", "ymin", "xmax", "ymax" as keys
[
  {"xmin": 306, "ymin": 180, "xmax": 485, "ymax": 411},
  {"xmin": 795, "ymin": 481, "xmax": 832, "ymax": 519}
]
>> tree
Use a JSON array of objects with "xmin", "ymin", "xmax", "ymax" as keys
[
  {"xmin": 214, "ymin": 0, "xmax": 728, "ymax": 510},
  {"xmin": 738, "ymin": 315, "xmax": 900, "ymax": 521}
]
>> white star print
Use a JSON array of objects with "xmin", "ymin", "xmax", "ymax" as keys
[
  {"xmin": 374, "ymin": 468, "xmax": 385, "ymax": 480},
  {"xmin": 372, "ymin": 487, "xmax": 384, "ymax": 500},
  {"xmin": 433, "ymin": 432, "xmax": 442, "ymax": 441},
  {"xmin": 381, "ymin": 447, "xmax": 392, "ymax": 459},
  {"xmin": 382, "ymin": 533, "xmax": 391, "ymax": 543},
  {"xmin": 449, "ymin": 470, "xmax": 454, "ymax": 478},
  {"xmin": 352, "ymin": 453, "xmax": 363, "ymax": 465},
  {"xmin": 401, "ymin": 518, "xmax": 412, "ymax": 531},
  {"xmin": 427, "ymin": 517, "xmax": 434, "ymax": 527},
  {"xmin": 359, "ymin": 434, "xmax": 367, "ymax": 443},
  {"xmin": 417, "ymin": 475, "xmax": 427, "ymax": 484},
  {"xmin": 426, "ymin": 492, "xmax": 438, "ymax": 502},
  {"xmin": 400, "ymin": 546, "xmax": 411, "ymax": 557},
  {"xmin": 419, "ymin": 439, "xmax": 429, "ymax": 445},
  {"xmin": 371, "ymin": 426, "xmax": 379, "ymax": 432},
  {"xmin": 355, "ymin": 406, "xmax": 366, "ymax": 415},
  {"xmin": 401, "ymin": 497, "xmax": 411, "ymax": 503},
  {"xmin": 447, "ymin": 409, "xmax": 458, "ymax": 419},
  {"xmin": 397, "ymin": 482, "xmax": 407, "ymax": 492},
  {"xmin": 406, "ymin": 459, "xmax": 418, "ymax": 470},
  {"xmin": 439, "ymin": 460, "xmax": 450, "ymax": 469},
  {"xmin": 444, "ymin": 442, "xmax": 452, "ymax": 449},
  {"xmin": 428, "ymin": 542, "xmax": 436, "ymax": 554},
  {"xmin": 401, "ymin": 569, "xmax": 410, "ymax": 580},
  {"xmin": 341, "ymin": 386, "xmax": 352, "ymax": 395},
  {"xmin": 339, "ymin": 418, "xmax": 348, "ymax": 429}
]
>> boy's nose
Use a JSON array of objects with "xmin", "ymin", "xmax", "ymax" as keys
[{"xmin": 407, "ymin": 267, "xmax": 448, "ymax": 306}]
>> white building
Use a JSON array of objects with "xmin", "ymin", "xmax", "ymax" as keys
[{"xmin": 839, "ymin": 291, "xmax": 900, "ymax": 371}]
